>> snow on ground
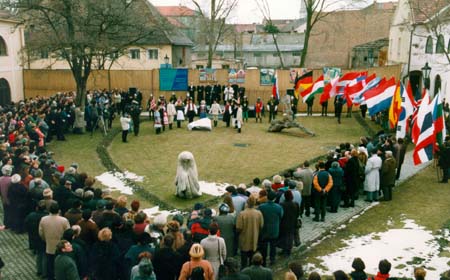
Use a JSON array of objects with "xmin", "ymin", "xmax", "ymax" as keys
[
  {"xmin": 96, "ymin": 171, "xmax": 228, "ymax": 197},
  {"xmin": 141, "ymin": 206, "xmax": 182, "ymax": 221},
  {"xmin": 306, "ymin": 219, "xmax": 450, "ymax": 279}
]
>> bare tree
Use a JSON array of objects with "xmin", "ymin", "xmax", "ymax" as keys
[
  {"xmin": 192, "ymin": 0, "xmax": 238, "ymax": 68},
  {"xmin": 409, "ymin": 0, "xmax": 450, "ymax": 64},
  {"xmin": 4, "ymin": 0, "xmax": 164, "ymax": 109},
  {"xmin": 255, "ymin": 0, "xmax": 284, "ymax": 68}
]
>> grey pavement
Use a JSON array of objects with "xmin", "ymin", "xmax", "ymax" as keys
[{"xmin": 0, "ymin": 150, "xmax": 431, "ymax": 279}]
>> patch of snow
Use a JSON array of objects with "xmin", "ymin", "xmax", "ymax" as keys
[
  {"xmin": 141, "ymin": 206, "xmax": 181, "ymax": 220},
  {"xmin": 307, "ymin": 219, "xmax": 450, "ymax": 279},
  {"xmin": 199, "ymin": 181, "xmax": 229, "ymax": 197},
  {"xmin": 95, "ymin": 171, "xmax": 143, "ymax": 195}
]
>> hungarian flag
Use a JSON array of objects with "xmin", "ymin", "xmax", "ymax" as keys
[
  {"xmin": 388, "ymin": 82, "xmax": 403, "ymax": 129},
  {"xmin": 396, "ymin": 81, "xmax": 417, "ymax": 139},
  {"xmin": 294, "ymin": 71, "xmax": 313, "ymax": 99},
  {"xmin": 301, "ymin": 75, "xmax": 324, "ymax": 103}
]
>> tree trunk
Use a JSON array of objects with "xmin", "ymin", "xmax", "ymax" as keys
[{"xmin": 272, "ymin": 33, "xmax": 284, "ymax": 68}]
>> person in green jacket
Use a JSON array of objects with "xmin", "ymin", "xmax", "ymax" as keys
[{"xmin": 54, "ymin": 240, "xmax": 80, "ymax": 280}]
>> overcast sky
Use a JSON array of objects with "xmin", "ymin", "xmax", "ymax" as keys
[{"xmin": 148, "ymin": 0, "xmax": 398, "ymax": 24}]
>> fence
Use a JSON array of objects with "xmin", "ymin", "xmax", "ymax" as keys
[{"xmin": 24, "ymin": 65, "xmax": 401, "ymax": 112}]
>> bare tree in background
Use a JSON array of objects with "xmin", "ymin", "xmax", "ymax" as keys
[
  {"xmin": 255, "ymin": 0, "xmax": 284, "ymax": 68},
  {"xmin": 3, "ymin": 0, "xmax": 164, "ymax": 109},
  {"xmin": 409, "ymin": 0, "xmax": 450, "ymax": 64},
  {"xmin": 192, "ymin": 0, "xmax": 238, "ymax": 68}
]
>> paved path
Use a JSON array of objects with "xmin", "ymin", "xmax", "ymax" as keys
[{"xmin": 0, "ymin": 150, "xmax": 432, "ymax": 280}]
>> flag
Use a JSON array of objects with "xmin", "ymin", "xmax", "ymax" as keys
[
  {"xmin": 364, "ymin": 77, "xmax": 397, "ymax": 116},
  {"xmin": 344, "ymin": 73, "xmax": 369, "ymax": 105},
  {"xmin": 432, "ymin": 91, "xmax": 446, "ymax": 147},
  {"xmin": 301, "ymin": 75, "xmax": 324, "ymax": 103},
  {"xmin": 412, "ymin": 90, "xmax": 435, "ymax": 165},
  {"xmin": 336, "ymin": 72, "xmax": 363, "ymax": 95},
  {"xmin": 294, "ymin": 71, "xmax": 313, "ymax": 99},
  {"xmin": 396, "ymin": 81, "xmax": 417, "ymax": 139},
  {"xmin": 388, "ymin": 82, "xmax": 403, "ymax": 129},
  {"xmin": 351, "ymin": 74, "xmax": 381, "ymax": 105},
  {"xmin": 272, "ymin": 71, "xmax": 279, "ymax": 100},
  {"xmin": 319, "ymin": 75, "xmax": 339, "ymax": 104}
]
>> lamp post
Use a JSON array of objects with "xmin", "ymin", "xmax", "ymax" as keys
[
  {"xmin": 421, "ymin": 62, "xmax": 431, "ymax": 90},
  {"xmin": 163, "ymin": 54, "xmax": 170, "ymax": 68}
]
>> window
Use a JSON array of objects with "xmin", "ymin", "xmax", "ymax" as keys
[
  {"xmin": 222, "ymin": 64, "xmax": 230, "ymax": 69},
  {"xmin": 292, "ymin": 52, "xmax": 301, "ymax": 57},
  {"xmin": 196, "ymin": 65, "xmax": 204, "ymax": 69},
  {"xmin": 0, "ymin": 36, "xmax": 7, "ymax": 56},
  {"xmin": 130, "ymin": 49, "xmax": 140, "ymax": 59},
  {"xmin": 147, "ymin": 49, "xmax": 158, "ymax": 60},
  {"xmin": 436, "ymin": 34, "xmax": 445, "ymax": 53},
  {"xmin": 254, "ymin": 53, "xmax": 262, "ymax": 57},
  {"xmin": 273, "ymin": 53, "xmax": 279, "ymax": 57},
  {"xmin": 109, "ymin": 51, "xmax": 119, "ymax": 60},
  {"xmin": 425, "ymin": 36, "xmax": 433, "ymax": 54},
  {"xmin": 40, "ymin": 50, "xmax": 49, "ymax": 59}
]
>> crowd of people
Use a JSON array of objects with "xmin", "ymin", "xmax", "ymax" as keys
[{"xmin": 0, "ymin": 89, "xmax": 447, "ymax": 280}]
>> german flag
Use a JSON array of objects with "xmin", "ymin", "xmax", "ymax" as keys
[{"xmin": 294, "ymin": 71, "xmax": 313, "ymax": 99}]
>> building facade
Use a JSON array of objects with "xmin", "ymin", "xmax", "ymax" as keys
[
  {"xmin": 0, "ymin": 10, "xmax": 24, "ymax": 105},
  {"xmin": 388, "ymin": 0, "xmax": 450, "ymax": 100}
]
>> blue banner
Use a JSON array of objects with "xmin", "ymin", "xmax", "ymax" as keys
[{"xmin": 159, "ymin": 68, "xmax": 188, "ymax": 91}]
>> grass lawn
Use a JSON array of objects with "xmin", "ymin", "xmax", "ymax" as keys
[
  {"xmin": 277, "ymin": 165, "xmax": 450, "ymax": 279},
  {"xmin": 108, "ymin": 116, "xmax": 368, "ymax": 209}
]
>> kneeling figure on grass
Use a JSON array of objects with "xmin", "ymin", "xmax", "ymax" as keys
[{"xmin": 175, "ymin": 151, "xmax": 202, "ymax": 199}]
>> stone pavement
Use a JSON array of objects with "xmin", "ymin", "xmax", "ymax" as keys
[{"xmin": 0, "ymin": 150, "xmax": 431, "ymax": 280}]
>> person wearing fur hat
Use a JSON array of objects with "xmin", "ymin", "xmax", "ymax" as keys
[{"xmin": 178, "ymin": 243, "xmax": 214, "ymax": 280}]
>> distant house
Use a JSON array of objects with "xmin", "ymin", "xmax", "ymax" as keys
[
  {"xmin": 155, "ymin": 6, "xmax": 201, "ymax": 43},
  {"xmin": 388, "ymin": 0, "xmax": 450, "ymax": 100},
  {"xmin": 305, "ymin": 1, "xmax": 397, "ymax": 69},
  {"xmin": 0, "ymin": 10, "xmax": 24, "ymax": 105},
  {"xmin": 191, "ymin": 22, "xmax": 305, "ymax": 70},
  {"xmin": 27, "ymin": 1, "xmax": 193, "ymax": 71},
  {"xmin": 351, "ymin": 38, "xmax": 389, "ymax": 68}
]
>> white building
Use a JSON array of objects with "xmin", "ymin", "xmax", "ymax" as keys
[
  {"xmin": 389, "ymin": 0, "xmax": 450, "ymax": 100},
  {"xmin": 0, "ymin": 10, "xmax": 24, "ymax": 105}
]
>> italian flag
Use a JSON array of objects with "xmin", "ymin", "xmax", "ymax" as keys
[{"xmin": 301, "ymin": 75, "xmax": 324, "ymax": 103}]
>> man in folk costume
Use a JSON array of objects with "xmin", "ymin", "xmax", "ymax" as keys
[
  {"xmin": 255, "ymin": 97, "xmax": 263, "ymax": 123},
  {"xmin": 224, "ymin": 84, "xmax": 234, "ymax": 105},
  {"xmin": 166, "ymin": 100, "xmax": 177, "ymax": 130},
  {"xmin": 209, "ymin": 99, "xmax": 223, "ymax": 127},
  {"xmin": 185, "ymin": 98, "xmax": 197, "ymax": 123},
  {"xmin": 154, "ymin": 102, "xmax": 163, "ymax": 134},
  {"xmin": 198, "ymin": 100, "xmax": 208, "ymax": 119},
  {"xmin": 175, "ymin": 98, "xmax": 185, "ymax": 128}
]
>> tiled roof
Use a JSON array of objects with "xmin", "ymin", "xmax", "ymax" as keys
[
  {"xmin": 234, "ymin": 24, "xmax": 257, "ymax": 33},
  {"xmin": 409, "ymin": 0, "xmax": 450, "ymax": 23},
  {"xmin": 166, "ymin": 17, "xmax": 186, "ymax": 28},
  {"xmin": 156, "ymin": 6, "xmax": 196, "ymax": 17}
]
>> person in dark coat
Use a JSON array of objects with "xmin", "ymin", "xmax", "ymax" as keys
[
  {"xmin": 129, "ymin": 101, "xmax": 141, "ymax": 136},
  {"xmin": 257, "ymin": 191, "xmax": 283, "ymax": 266},
  {"xmin": 177, "ymin": 230, "xmax": 194, "ymax": 265},
  {"xmin": 7, "ymin": 174, "xmax": 29, "ymax": 233},
  {"xmin": 278, "ymin": 190, "xmax": 299, "ymax": 256},
  {"xmin": 334, "ymin": 95, "xmax": 345, "ymax": 123},
  {"xmin": 125, "ymin": 232, "xmax": 154, "ymax": 272},
  {"xmin": 380, "ymin": 151, "xmax": 396, "ymax": 201},
  {"xmin": 53, "ymin": 180, "xmax": 76, "ymax": 215},
  {"xmin": 343, "ymin": 149, "xmax": 361, "ymax": 208},
  {"xmin": 349, "ymin": 257, "xmax": 367, "ymax": 280},
  {"xmin": 62, "ymin": 228, "xmax": 88, "ymax": 280},
  {"xmin": 24, "ymin": 200, "xmax": 48, "ymax": 277},
  {"xmin": 153, "ymin": 234, "xmax": 183, "ymax": 280},
  {"xmin": 328, "ymin": 161, "xmax": 344, "ymax": 213},
  {"xmin": 312, "ymin": 162, "xmax": 333, "ymax": 222},
  {"xmin": 394, "ymin": 138, "xmax": 407, "ymax": 180},
  {"xmin": 215, "ymin": 203, "xmax": 236, "ymax": 257},
  {"xmin": 54, "ymin": 240, "xmax": 80, "ymax": 280},
  {"xmin": 241, "ymin": 252, "xmax": 273, "ymax": 280},
  {"xmin": 90, "ymin": 228, "xmax": 121, "ymax": 280}
]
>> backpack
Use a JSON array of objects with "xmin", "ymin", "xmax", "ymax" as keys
[{"xmin": 188, "ymin": 266, "xmax": 205, "ymax": 280}]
